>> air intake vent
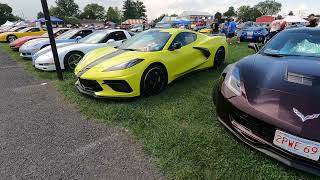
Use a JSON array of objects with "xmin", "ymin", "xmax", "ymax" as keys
[{"xmin": 287, "ymin": 72, "xmax": 313, "ymax": 86}]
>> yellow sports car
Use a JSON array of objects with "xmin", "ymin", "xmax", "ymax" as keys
[
  {"xmin": 0, "ymin": 27, "xmax": 47, "ymax": 42},
  {"xmin": 75, "ymin": 29, "xmax": 228, "ymax": 98}
]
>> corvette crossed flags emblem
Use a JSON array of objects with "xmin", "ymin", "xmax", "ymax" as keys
[{"xmin": 293, "ymin": 108, "xmax": 320, "ymax": 123}]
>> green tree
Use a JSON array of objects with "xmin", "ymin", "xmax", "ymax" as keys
[
  {"xmin": 254, "ymin": 0, "xmax": 282, "ymax": 15},
  {"xmin": 153, "ymin": 14, "xmax": 165, "ymax": 24},
  {"xmin": 64, "ymin": 17, "xmax": 80, "ymax": 25},
  {"xmin": 223, "ymin": 6, "xmax": 236, "ymax": 18},
  {"xmin": 0, "ymin": 3, "xmax": 14, "ymax": 25},
  {"xmin": 123, "ymin": 0, "xmax": 135, "ymax": 20},
  {"xmin": 237, "ymin": 6, "xmax": 262, "ymax": 22},
  {"xmin": 37, "ymin": 11, "xmax": 44, "ymax": 19},
  {"xmin": 106, "ymin": 6, "xmax": 121, "ymax": 23},
  {"xmin": 123, "ymin": 0, "xmax": 147, "ymax": 20},
  {"xmin": 49, "ymin": 0, "xmax": 80, "ymax": 18},
  {"xmin": 135, "ymin": 0, "xmax": 146, "ymax": 18},
  {"xmin": 214, "ymin": 12, "xmax": 222, "ymax": 21},
  {"xmin": 80, "ymin": 3, "xmax": 105, "ymax": 20}
]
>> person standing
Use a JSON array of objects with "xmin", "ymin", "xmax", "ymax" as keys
[
  {"xmin": 307, "ymin": 14, "xmax": 318, "ymax": 27},
  {"xmin": 227, "ymin": 18, "xmax": 237, "ymax": 45},
  {"xmin": 211, "ymin": 19, "xmax": 220, "ymax": 34}
]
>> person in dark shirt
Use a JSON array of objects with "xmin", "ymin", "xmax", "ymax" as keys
[
  {"xmin": 307, "ymin": 14, "xmax": 318, "ymax": 27},
  {"xmin": 211, "ymin": 19, "xmax": 220, "ymax": 34}
]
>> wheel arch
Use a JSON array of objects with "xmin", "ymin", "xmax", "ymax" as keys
[{"xmin": 63, "ymin": 50, "xmax": 85, "ymax": 70}]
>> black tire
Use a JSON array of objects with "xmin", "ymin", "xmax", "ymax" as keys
[
  {"xmin": 213, "ymin": 47, "xmax": 225, "ymax": 69},
  {"xmin": 7, "ymin": 35, "xmax": 17, "ymax": 43},
  {"xmin": 63, "ymin": 51, "xmax": 84, "ymax": 70},
  {"xmin": 140, "ymin": 64, "xmax": 168, "ymax": 97}
]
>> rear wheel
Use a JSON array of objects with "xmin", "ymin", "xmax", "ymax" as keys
[
  {"xmin": 140, "ymin": 64, "xmax": 167, "ymax": 97},
  {"xmin": 7, "ymin": 35, "xmax": 17, "ymax": 43},
  {"xmin": 213, "ymin": 47, "xmax": 225, "ymax": 69},
  {"xmin": 64, "ymin": 51, "xmax": 84, "ymax": 70}
]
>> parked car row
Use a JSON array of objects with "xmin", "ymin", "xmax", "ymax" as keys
[
  {"xmin": 2, "ymin": 25, "xmax": 320, "ymax": 176},
  {"xmin": 3, "ymin": 27, "xmax": 228, "ymax": 98}
]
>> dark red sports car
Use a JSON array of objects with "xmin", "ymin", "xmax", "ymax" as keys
[{"xmin": 215, "ymin": 28, "xmax": 320, "ymax": 176}]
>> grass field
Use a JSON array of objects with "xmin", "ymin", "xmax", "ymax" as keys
[{"xmin": 0, "ymin": 42, "xmax": 317, "ymax": 179}]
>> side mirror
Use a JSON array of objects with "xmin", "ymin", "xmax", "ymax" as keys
[
  {"xmin": 107, "ymin": 39, "xmax": 116, "ymax": 43},
  {"xmin": 75, "ymin": 36, "xmax": 82, "ymax": 42},
  {"xmin": 248, "ymin": 43, "xmax": 259, "ymax": 53},
  {"xmin": 170, "ymin": 42, "xmax": 182, "ymax": 51}
]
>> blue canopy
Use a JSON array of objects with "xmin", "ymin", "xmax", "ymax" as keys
[
  {"xmin": 36, "ymin": 16, "xmax": 64, "ymax": 23},
  {"xmin": 172, "ymin": 20, "xmax": 192, "ymax": 25}
]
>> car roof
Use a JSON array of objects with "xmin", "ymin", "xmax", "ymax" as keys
[
  {"xmin": 284, "ymin": 27, "xmax": 320, "ymax": 33},
  {"xmin": 151, "ymin": 28, "xmax": 195, "ymax": 34}
]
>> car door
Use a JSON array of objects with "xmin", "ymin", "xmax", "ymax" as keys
[{"xmin": 165, "ymin": 32, "xmax": 207, "ymax": 77}]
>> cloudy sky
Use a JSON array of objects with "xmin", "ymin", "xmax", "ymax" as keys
[{"xmin": 0, "ymin": 0, "xmax": 318, "ymax": 20}]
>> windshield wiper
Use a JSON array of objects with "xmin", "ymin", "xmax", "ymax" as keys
[{"xmin": 264, "ymin": 53, "xmax": 285, "ymax": 57}]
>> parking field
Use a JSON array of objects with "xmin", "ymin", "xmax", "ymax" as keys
[{"xmin": 0, "ymin": 42, "xmax": 317, "ymax": 179}]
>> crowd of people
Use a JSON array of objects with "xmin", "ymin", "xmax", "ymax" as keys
[{"xmin": 208, "ymin": 14, "xmax": 319, "ymax": 45}]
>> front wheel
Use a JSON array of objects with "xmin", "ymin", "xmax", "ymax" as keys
[
  {"xmin": 213, "ymin": 47, "xmax": 225, "ymax": 69},
  {"xmin": 64, "ymin": 51, "xmax": 84, "ymax": 70},
  {"xmin": 140, "ymin": 64, "xmax": 167, "ymax": 97},
  {"xmin": 7, "ymin": 35, "xmax": 17, "ymax": 43}
]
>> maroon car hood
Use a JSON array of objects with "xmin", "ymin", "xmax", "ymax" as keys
[{"xmin": 241, "ymin": 54, "xmax": 320, "ymax": 140}]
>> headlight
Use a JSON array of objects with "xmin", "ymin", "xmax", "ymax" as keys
[
  {"xmin": 225, "ymin": 66, "xmax": 241, "ymax": 96},
  {"xmin": 104, "ymin": 58, "xmax": 144, "ymax": 72}
]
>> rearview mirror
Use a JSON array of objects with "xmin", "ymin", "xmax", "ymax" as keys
[
  {"xmin": 248, "ymin": 43, "xmax": 259, "ymax": 53},
  {"xmin": 107, "ymin": 39, "xmax": 116, "ymax": 43},
  {"xmin": 170, "ymin": 42, "xmax": 182, "ymax": 51}
]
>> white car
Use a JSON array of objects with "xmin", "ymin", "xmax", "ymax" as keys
[
  {"xmin": 19, "ymin": 29, "xmax": 93, "ymax": 58},
  {"xmin": 34, "ymin": 29, "xmax": 132, "ymax": 71}
]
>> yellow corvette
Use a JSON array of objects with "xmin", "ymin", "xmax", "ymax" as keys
[
  {"xmin": 0, "ymin": 27, "xmax": 47, "ymax": 42},
  {"xmin": 75, "ymin": 29, "xmax": 228, "ymax": 98}
]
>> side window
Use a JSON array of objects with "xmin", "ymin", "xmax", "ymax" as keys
[
  {"xmin": 170, "ymin": 32, "xmax": 197, "ymax": 48},
  {"xmin": 80, "ymin": 30, "xmax": 93, "ymax": 38},
  {"xmin": 113, "ymin": 31, "xmax": 127, "ymax": 41},
  {"xmin": 28, "ymin": 28, "xmax": 40, "ymax": 32}
]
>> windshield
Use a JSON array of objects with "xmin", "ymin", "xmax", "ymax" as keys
[
  {"xmin": 19, "ymin": 27, "xmax": 32, "ymax": 32},
  {"xmin": 118, "ymin": 30, "xmax": 172, "ymax": 52},
  {"xmin": 262, "ymin": 31, "xmax": 320, "ymax": 58},
  {"xmin": 79, "ymin": 31, "xmax": 108, "ymax": 44},
  {"xmin": 56, "ymin": 29, "xmax": 78, "ymax": 39}
]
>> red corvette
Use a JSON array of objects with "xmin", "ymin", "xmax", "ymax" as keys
[{"xmin": 9, "ymin": 28, "xmax": 70, "ymax": 50}]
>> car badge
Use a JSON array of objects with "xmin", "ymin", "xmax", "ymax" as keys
[{"xmin": 293, "ymin": 108, "xmax": 320, "ymax": 123}]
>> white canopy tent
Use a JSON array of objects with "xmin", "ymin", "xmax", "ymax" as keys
[
  {"xmin": 1, "ymin": 21, "xmax": 14, "ymax": 27},
  {"xmin": 283, "ymin": 16, "xmax": 308, "ymax": 24}
]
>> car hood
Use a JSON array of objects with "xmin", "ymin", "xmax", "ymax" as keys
[
  {"xmin": 23, "ymin": 38, "xmax": 49, "ymax": 48},
  {"xmin": 10, "ymin": 36, "xmax": 41, "ymax": 45},
  {"xmin": 75, "ymin": 47, "xmax": 146, "ymax": 76},
  {"xmin": 238, "ymin": 54, "xmax": 320, "ymax": 140},
  {"xmin": 35, "ymin": 42, "xmax": 76, "ymax": 57}
]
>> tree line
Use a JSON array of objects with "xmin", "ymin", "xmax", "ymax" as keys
[
  {"xmin": 39, "ymin": 0, "xmax": 147, "ymax": 25},
  {"xmin": 0, "ymin": 3, "xmax": 23, "ymax": 25}
]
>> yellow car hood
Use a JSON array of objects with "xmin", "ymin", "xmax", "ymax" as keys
[{"xmin": 75, "ymin": 47, "xmax": 147, "ymax": 75}]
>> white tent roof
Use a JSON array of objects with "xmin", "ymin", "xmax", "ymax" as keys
[
  {"xmin": 283, "ymin": 16, "xmax": 308, "ymax": 23},
  {"xmin": 1, "ymin": 21, "xmax": 14, "ymax": 27}
]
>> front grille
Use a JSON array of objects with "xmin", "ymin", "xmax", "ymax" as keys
[
  {"xmin": 230, "ymin": 107, "xmax": 276, "ymax": 142},
  {"xmin": 103, "ymin": 80, "xmax": 133, "ymax": 93},
  {"xmin": 79, "ymin": 79, "xmax": 103, "ymax": 92}
]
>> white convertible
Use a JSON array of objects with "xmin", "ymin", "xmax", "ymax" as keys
[{"xmin": 33, "ymin": 29, "xmax": 132, "ymax": 71}]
